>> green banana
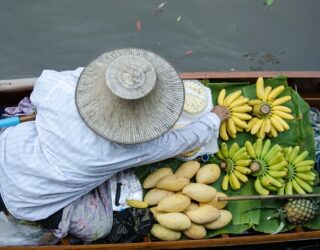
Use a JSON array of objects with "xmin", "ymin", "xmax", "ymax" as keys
[
  {"xmin": 254, "ymin": 178, "xmax": 269, "ymax": 195},
  {"xmin": 245, "ymin": 141, "xmax": 256, "ymax": 158}
]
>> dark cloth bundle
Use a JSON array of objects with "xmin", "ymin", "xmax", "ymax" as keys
[{"xmin": 95, "ymin": 207, "xmax": 154, "ymax": 244}]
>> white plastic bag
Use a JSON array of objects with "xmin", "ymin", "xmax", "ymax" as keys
[{"xmin": 0, "ymin": 212, "xmax": 58, "ymax": 246}]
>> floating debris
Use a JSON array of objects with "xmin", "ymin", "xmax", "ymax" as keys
[
  {"xmin": 265, "ymin": 0, "xmax": 274, "ymax": 6},
  {"xmin": 177, "ymin": 16, "xmax": 181, "ymax": 22},
  {"xmin": 158, "ymin": 1, "xmax": 167, "ymax": 9},
  {"xmin": 152, "ymin": 1, "xmax": 167, "ymax": 15},
  {"xmin": 184, "ymin": 50, "xmax": 193, "ymax": 56},
  {"xmin": 136, "ymin": 20, "xmax": 142, "ymax": 32}
]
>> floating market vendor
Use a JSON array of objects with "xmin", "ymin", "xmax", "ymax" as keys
[{"xmin": 0, "ymin": 48, "xmax": 229, "ymax": 242}]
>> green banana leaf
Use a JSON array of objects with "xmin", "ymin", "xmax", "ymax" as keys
[{"xmin": 134, "ymin": 76, "xmax": 319, "ymax": 238}]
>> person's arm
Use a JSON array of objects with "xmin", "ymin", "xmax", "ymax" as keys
[{"xmin": 139, "ymin": 106, "xmax": 229, "ymax": 164}]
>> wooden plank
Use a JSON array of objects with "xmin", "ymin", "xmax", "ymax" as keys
[{"xmin": 1, "ymin": 230, "xmax": 320, "ymax": 250}]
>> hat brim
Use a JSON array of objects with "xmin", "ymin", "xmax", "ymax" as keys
[{"xmin": 75, "ymin": 48, "xmax": 184, "ymax": 144}]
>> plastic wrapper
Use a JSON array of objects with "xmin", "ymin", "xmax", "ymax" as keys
[{"xmin": 0, "ymin": 212, "xmax": 58, "ymax": 246}]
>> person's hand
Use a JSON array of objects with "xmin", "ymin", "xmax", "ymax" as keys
[{"xmin": 211, "ymin": 105, "xmax": 230, "ymax": 122}]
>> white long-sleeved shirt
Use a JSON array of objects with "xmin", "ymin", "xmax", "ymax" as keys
[{"xmin": 0, "ymin": 68, "xmax": 221, "ymax": 221}]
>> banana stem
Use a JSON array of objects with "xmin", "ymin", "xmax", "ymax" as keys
[
  {"xmin": 250, "ymin": 162, "xmax": 260, "ymax": 173},
  {"xmin": 220, "ymin": 162, "xmax": 227, "ymax": 170},
  {"xmin": 218, "ymin": 194, "xmax": 320, "ymax": 202},
  {"xmin": 253, "ymin": 102, "xmax": 271, "ymax": 117}
]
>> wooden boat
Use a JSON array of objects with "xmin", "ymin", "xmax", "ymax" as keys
[{"xmin": 0, "ymin": 71, "xmax": 320, "ymax": 249}]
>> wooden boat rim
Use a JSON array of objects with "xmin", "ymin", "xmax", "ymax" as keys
[
  {"xmin": 1, "ymin": 228, "xmax": 320, "ymax": 249},
  {"xmin": 1, "ymin": 71, "xmax": 320, "ymax": 93}
]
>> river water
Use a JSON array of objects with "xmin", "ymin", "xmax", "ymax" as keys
[{"xmin": 0, "ymin": 0, "xmax": 320, "ymax": 79}]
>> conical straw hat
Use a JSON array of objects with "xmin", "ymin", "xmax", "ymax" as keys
[{"xmin": 76, "ymin": 48, "xmax": 184, "ymax": 144}]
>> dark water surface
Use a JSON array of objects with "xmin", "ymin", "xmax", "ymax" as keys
[{"xmin": 0, "ymin": 0, "xmax": 320, "ymax": 79}]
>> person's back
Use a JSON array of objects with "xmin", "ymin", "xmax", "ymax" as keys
[{"xmin": 0, "ymin": 48, "xmax": 229, "ymax": 241}]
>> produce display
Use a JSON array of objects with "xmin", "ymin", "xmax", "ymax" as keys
[
  {"xmin": 217, "ymin": 89, "xmax": 252, "ymax": 140},
  {"xmin": 141, "ymin": 161, "xmax": 232, "ymax": 241},
  {"xmin": 246, "ymin": 139, "xmax": 287, "ymax": 195},
  {"xmin": 215, "ymin": 142, "xmax": 252, "ymax": 190},
  {"xmin": 247, "ymin": 77, "xmax": 294, "ymax": 138},
  {"xmin": 134, "ymin": 76, "xmax": 319, "ymax": 242},
  {"xmin": 283, "ymin": 146, "xmax": 316, "ymax": 194},
  {"xmin": 283, "ymin": 198, "xmax": 320, "ymax": 224}
]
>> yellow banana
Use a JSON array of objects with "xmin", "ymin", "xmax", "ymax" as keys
[
  {"xmin": 234, "ymin": 170, "xmax": 248, "ymax": 183},
  {"xmin": 270, "ymin": 115, "xmax": 284, "ymax": 132},
  {"xmin": 231, "ymin": 112, "xmax": 252, "ymax": 120},
  {"xmin": 271, "ymin": 105, "xmax": 292, "ymax": 113},
  {"xmin": 251, "ymin": 119, "xmax": 263, "ymax": 135},
  {"xmin": 267, "ymin": 85, "xmax": 285, "ymax": 102},
  {"xmin": 222, "ymin": 174, "xmax": 229, "ymax": 191},
  {"xmin": 271, "ymin": 95, "xmax": 292, "ymax": 106},
  {"xmin": 229, "ymin": 171, "xmax": 241, "ymax": 190},
  {"xmin": 127, "ymin": 199, "xmax": 149, "ymax": 208},
  {"xmin": 229, "ymin": 97, "xmax": 249, "ymax": 109},
  {"xmin": 263, "ymin": 86, "xmax": 272, "ymax": 102},
  {"xmin": 227, "ymin": 118, "xmax": 237, "ymax": 137},
  {"xmin": 217, "ymin": 89, "xmax": 226, "ymax": 106},
  {"xmin": 272, "ymin": 110, "xmax": 294, "ymax": 120},
  {"xmin": 269, "ymin": 125, "xmax": 278, "ymax": 138},
  {"xmin": 246, "ymin": 118, "xmax": 259, "ymax": 132},
  {"xmin": 230, "ymin": 105, "xmax": 252, "ymax": 113},
  {"xmin": 236, "ymin": 127, "xmax": 243, "ymax": 132},
  {"xmin": 256, "ymin": 77, "xmax": 265, "ymax": 99},
  {"xmin": 264, "ymin": 118, "xmax": 272, "ymax": 133},
  {"xmin": 257, "ymin": 120, "xmax": 266, "ymax": 139},
  {"xmin": 248, "ymin": 99, "xmax": 262, "ymax": 106},
  {"xmin": 219, "ymin": 121, "xmax": 229, "ymax": 141},
  {"xmin": 224, "ymin": 90, "xmax": 242, "ymax": 107},
  {"xmin": 272, "ymin": 114, "xmax": 290, "ymax": 130},
  {"xmin": 254, "ymin": 178, "xmax": 269, "ymax": 195},
  {"xmin": 235, "ymin": 166, "xmax": 251, "ymax": 174},
  {"xmin": 231, "ymin": 116, "xmax": 248, "ymax": 129}
]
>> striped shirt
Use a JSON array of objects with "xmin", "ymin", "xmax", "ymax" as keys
[{"xmin": 0, "ymin": 68, "xmax": 220, "ymax": 221}]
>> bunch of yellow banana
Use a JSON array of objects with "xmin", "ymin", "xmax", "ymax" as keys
[
  {"xmin": 245, "ymin": 138, "xmax": 288, "ymax": 195},
  {"xmin": 217, "ymin": 89, "xmax": 252, "ymax": 140},
  {"xmin": 282, "ymin": 146, "xmax": 316, "ymax": 195},
  {"xmin": 247, "ymin": 77, "xmax": 294, "ymax": 139},
  {"xmin": 216, "ymin": 142, "xmax": 252, "ymax": 191}
]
